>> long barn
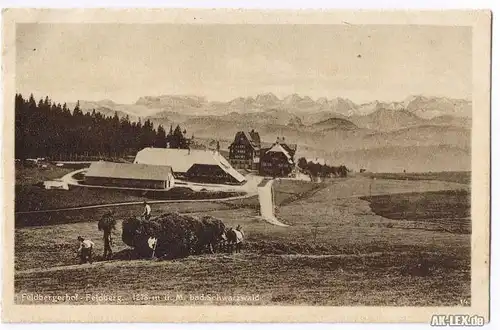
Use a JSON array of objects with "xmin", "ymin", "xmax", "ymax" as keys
[
  {"xmin": 84, "ymin": 161, "xmax": 175, "ymax": 190},
  {"xmin": 134, "ymin": 148, "xmax": 246, "ymax": 185}
]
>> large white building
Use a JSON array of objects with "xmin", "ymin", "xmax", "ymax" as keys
[{"xmin": 85, "ymin": 161, "xmax": 175, "ymax": 190}]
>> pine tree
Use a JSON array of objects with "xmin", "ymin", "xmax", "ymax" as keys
[
  {"xmin": 155, "ymin": 125, "xmax": 167, "ymax": 148},
  {"xmin": 14, "ymin": 93, "xmax": 178, "ymax": 160}
]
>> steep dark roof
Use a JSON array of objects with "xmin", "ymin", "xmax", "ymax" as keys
[
  {"xmin": 243, "ymin": 132, "xmax": 259, "ymax": 149},
  {"xmin": 262, "ymin": 142, "xmax": 297, "ymax": 157},
  {"xmin": 282, "ymin": 143, "xmax": 297, "ymax": 156},
  {"xmin": 249, "ymin": 130, "xmax": 261, "ymax": 146},
  {"xmin": 266, "ymin": 144, "xmax": 293, "ymax": 163},
  {"xmin": 230, "ymin": 131, "xmax": 261, "ymax": 150}
]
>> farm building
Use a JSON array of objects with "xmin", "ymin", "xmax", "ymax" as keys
[
  {"xmin": 228, "ymin": 130, "xmax": 261, "ymax": 171},
  {"xmin": 134, "ymin": 148, "xmax": 246, "ymax": 185},
  {"xmin": 259, "ymin": 142, "xmax": 295, "ymax": 177},
  {"xmin": 84, "ymin": 161, "xmax": 175, "ymax": 190},
  {"xmin": 262, "ymin": 138, "xmax": 297, "ymax": 159}
]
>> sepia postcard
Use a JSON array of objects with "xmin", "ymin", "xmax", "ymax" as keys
[{"xmin": 1, "ymin": 8, "xmax": 491, "ymax": 323}]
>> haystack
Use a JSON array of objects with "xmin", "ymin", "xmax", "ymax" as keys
[{"xmin": 121, "ymin": 212, "xmax": 226, "ymax": 259}]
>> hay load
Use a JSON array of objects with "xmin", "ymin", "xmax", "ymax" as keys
[{"xmin": 121, "ymin": 212, "xmax": 226, "ymax": 259}]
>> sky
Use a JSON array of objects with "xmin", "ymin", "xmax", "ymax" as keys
[{"xmin": 16, "ymin": 23, "xmax": 472, "ymax": 105}]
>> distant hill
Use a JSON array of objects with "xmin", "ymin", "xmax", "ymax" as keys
[
  {"xmin": 287, "ymin": 116, "xmax": 305, "ymax": 128},
  {"xmin": 405, "ymin": 95, "xmax": 472, "ymax": 119},
  {"xmin": 331, "ymin": 145, "xmax": 471, "ymax": 173},
  {"xmin": 311, "ymin": 117, "xmax": 358, "ymax": 131},
  {"xmin": 362, "ymin": 125, "xmax": 471, "ymax": 150},
  {"xmin": 135, "ymin": 95, "xmax": 207, "ymax": 109},
  {"xmin": 350, "ymin": 108, "xmax": 426, "ymax": 131},
  {"xmin": 296, "ymin": 111, "xmax": 348, "ymax": 126},
  {"xmin": 70, "ymin": 100, "xmax": 155, "ymax": 119},
  {"xmin": 67, "ymin": 101, "xmax": 134, "ymax": 120},
  {"xmin": 355, "ymin": 100, "xmax": 406, "ymax": 116},
  {"xmin": 428, "ymin": 115, "xmax": 472, "ymax": 128},
  {"xmin": 282, "ymin": 93, "xmax": 318, "ymax": 110},
  {"xmin": 324, "ymin": 97, "xmax": 359, "ymax": 116},
  {"xmin": 74, "ymin": 93, "xmax": 472, "ymax": 126},
  {"xmin": 221, "ymin": 109, "xmax": 302, "ymax": 126},
  {"xmin": 255, "ymin": 93, "xmax": 281, "ymax": 107}
]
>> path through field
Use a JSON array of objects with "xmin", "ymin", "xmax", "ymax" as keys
[{"xmin": 257, "ymin": 179, "xmax": 289, "ymax": 227}]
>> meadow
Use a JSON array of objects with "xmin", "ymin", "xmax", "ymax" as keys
[
  {"xmin": 365, "ymin": 171, "xmax": 471, "ymax": 185},
  {"xmin": 15, "ymin": 165, "xmax": 242, "ymax": 213},
  {"xmin": 14, "ymin": 170, "xmax": 471, "ymax": 306},
  {"xmin": 361, "ymin": 190, "xmax": 470, "ymax": 234}
]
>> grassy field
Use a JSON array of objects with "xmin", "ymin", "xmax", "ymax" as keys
[
  {"xmin": 15, "ymin": 185, "xmax": 242, "ymax": 213},
  {"xmin": 361, "ymin": 190, "xmax": 470, "ymax": 234},
  {"xmin": 14, "ymin": 174, "xmax": 471, "ymax": 306},
  {"xmin": 223, "ymin": 180, "xmax": 325, "ymax": 211},
  {"xmin": 15, "ymin": 166, "xmax": 243, "ymax": 213},
  {"xmin": 15, "ymin": 165, "xmax": 74, "ymax": 186},
  {"xmin": 365, "ymin": 171, "xmax": 471, "ymax": 185},
  {"xmin": 15, "ymin": 251, "xmax": 468, "ymax": 306}
]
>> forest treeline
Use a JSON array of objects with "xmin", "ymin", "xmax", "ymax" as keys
[
  {"xmin": 15, "ymin": 94, "xmax": 190, "ymax": 159},
  {"xmin": 297, "ymin": 157, "xmax": 349, "ymax": 178}
]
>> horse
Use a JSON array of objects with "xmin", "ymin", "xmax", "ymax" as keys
[
  {"xmin": 224, "ymin": 226, "xmax": 245, "ymax": 253},
  {"xmin": 195, "ymin": 216, "xmax": 226, "ymax": 254}
]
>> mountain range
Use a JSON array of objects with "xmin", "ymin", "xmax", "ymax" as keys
[
  {"xmin": 71, "ymin": 93, "xmax": 471, "ymax": 119},
  {"xmin": 69, "ymin": 93, "xmax": 472, "ymax": 172}
]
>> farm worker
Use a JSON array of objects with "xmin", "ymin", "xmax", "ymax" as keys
[
  {"xmin": 142, "ymin": 201, "xmax": 152, "ymax": 220},
  {"xmin": 77, "ymin": 236, "xmax": 95, "ymax": 264},
  {"xmin": 236, "ymin": 225, "xmax": 245, "ymax": 238},
  {"xmin": 98, "ymin": 211, "xmax": 116, "ymax": 260}
]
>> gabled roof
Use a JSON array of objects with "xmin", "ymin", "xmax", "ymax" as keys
[
  {"xmin": 265, "ymin": 144, "xmax": 293, "ymax": 164},
  {"xmin": 86, "ymin": 161, "xmax": 172, "ymax": 181},
  {"xmin": 231, "ymin": 131, "xmax": 260, "ymax": 150},
  {"xmin": 243, "ymin": 132, "xmax": 258, "ymax": 148},
  {"xmin": 134, "ymin": 148, "xmax": 246, "ymax": 182},
  {"xmin": 249, "ymin": 130, "xmax": 261, "ymax": 145},
  {"xmin": 262, "ymin": 142, "xmax": 297, "ymax": 154}
]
